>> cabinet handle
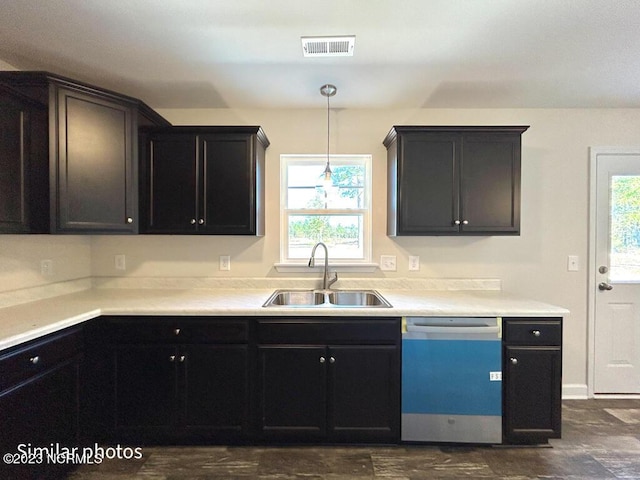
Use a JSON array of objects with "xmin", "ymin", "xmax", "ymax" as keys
[
  {"xmin": 179, "ymin": 355, "xmax": 186, "ymax": 362},
  {"xmin": 532, "ymin": 330, "xmax": 541, "ymax": 337},
  {"xmin": 198, "ymin": 219, "xmax": 204, "ymax": 225},
  {"xmin": 190, "ymin": 219, "xmax": 196, "ymax": 225},
  {"xmin": 126, "ymin": 217, "xmax": 133, "ymax": 224},
  {"xmin": 29, "ymin": 356, "xmax": 40, "ymax": 365},
  {"xmin": 462, "ymin": 220, "xmax": 469, "ymax": 225},
  {"xmin": 319, "ymin": 356, "xmax": 326, "ymax": 363},
  {"xmin": 329, "ymin": 356, "xmax": 335, "ymax": 364},
  {"xmin": 510, "ymin": 357, "xmax": 518, "ymax": 365},
  {"xmin": 174, "ymin": 328, "xmax": 181, "ymax": 336},
  {"xmin": 169, "ymin": 355, "xmax": 176, "ymax": 362},
  {"xmin": 454, "ymin": 220, "xmax": 461, "ymax": 225}
]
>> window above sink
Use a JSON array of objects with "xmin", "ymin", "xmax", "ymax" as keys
[{"xmin": 279, "ymin": 154, "xmax": 372, "ymax": 266}]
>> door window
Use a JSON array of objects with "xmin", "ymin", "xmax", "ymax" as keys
[{"xmin": 610, "ymin": 175, "xmax": 640, "ymax": 282}]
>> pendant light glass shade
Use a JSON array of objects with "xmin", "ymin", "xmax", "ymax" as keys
[{"xmin": 320, "ymin": 84, "xmax": 337, "ymax": 188}]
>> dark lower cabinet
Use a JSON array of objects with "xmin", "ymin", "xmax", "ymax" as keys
[
  {"xmin": 114, "ymin": 345, "xmax": 177, "ymax": 433},
  {"xmin": 502, "ymin": 317, "xmax": 562, "ymax": 444},
  {"xmin": 256, "ymin": 318, "xmax": 401, "ymax": 443},
  {"xmin": 259, "ymin": 346, "xmax": 327, "ymax": 438},
  {"xmin": 0, "ymin": 327, "xmax": 82, "ymax": 480},
  {"xmin": 328, "ymin": 345, "xmax": 398, "ymax": 441},
  {"xmin": 106, "ymin": 317, "xmax": 250, "ymax": 444}
]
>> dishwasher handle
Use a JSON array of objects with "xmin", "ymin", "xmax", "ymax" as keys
[{"xmin": 406, "ymin": 325, "xmax": 500, "ymax": 335}]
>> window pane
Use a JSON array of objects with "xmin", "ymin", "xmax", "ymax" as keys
[
  {"xmin": 288, "ymin": 214, "xmax": 364, "ymax": 259},
  {"xmin": 610, "ymin": 175, "xmax": 640, "ymax": 282},
  {"xmin": 287, "ymin": 163, "xmax": 366, "ymax": 210}
]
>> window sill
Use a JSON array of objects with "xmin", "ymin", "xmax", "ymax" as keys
[{"xmin": 274, "ymin": 263, "xmax": 379, "ymax": 273}]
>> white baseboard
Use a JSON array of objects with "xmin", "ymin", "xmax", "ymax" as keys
[{"xmin": 562, "ymin": 383, "xmax": 588, "ymax": 399}]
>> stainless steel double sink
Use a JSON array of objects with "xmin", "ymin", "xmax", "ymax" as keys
[{"xmin": 263, "ymin": 289, "xmax": 391, "ymax": 308}]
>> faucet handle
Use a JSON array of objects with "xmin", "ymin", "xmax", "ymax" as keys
[{"xmin": 328, "ymin": 270, "xmax": 338, "ymax": 288}]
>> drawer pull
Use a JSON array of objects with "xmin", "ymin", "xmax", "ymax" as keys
[
  {"xmin": 174, "ymin": 328, "xmax": 181, "ymax": 336},
  {"xmin": 169, "ymin": 355, "xmax": 176, "ymax": 362},
  {"xmin": 319, "ymin": 356, "xmax": 326, "ymax": 364},
  {"xmin": 510, "ymin": 357, "xmax": 518, "ymax": 365},
  {"xmin": 532, "ymin": 330, "xmax": 541, "ymax": 337},
  {"xmin": 329, "ymin": 356, "xmax": 336, "ymax": 364},
  {"xmin": 29, "ymin": 356, "xmax": 40, "ymax": 365},
  {"xmin": 179, "ymin": 355, "xmax": 186, "ymax": 362}
]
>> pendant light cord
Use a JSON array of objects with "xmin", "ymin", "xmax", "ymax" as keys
[{"xmin": 326, "ymin": 90, "xmax": 330, "ymax": 173}]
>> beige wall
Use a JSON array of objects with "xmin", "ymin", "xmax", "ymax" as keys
[
  {"xmin": 3, "ymin": 101, "xmax": 640, "ymax": 394},
  {"xmin": 0, "ymin": 236, "xmax": 91, "ymax": 291},
  {"xmin": 92, "ymin": 106, "xmax": 640, "ymax": 392}
]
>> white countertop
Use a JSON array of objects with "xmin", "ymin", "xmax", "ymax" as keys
[{"xmin": 0, "ymin": 284, "xmax": 569, "ymax": 352}]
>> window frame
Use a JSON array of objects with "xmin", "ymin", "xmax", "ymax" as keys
[{"xmin": 279, "ymin": 154, "xmax": 372, "ymax": 266}]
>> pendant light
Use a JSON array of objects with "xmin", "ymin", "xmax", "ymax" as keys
[{"xmin": 320, "ymin": 84, "xmax": 337, "ymax": 188}]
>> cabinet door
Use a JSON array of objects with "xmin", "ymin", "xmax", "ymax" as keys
[
  {"xmin": 0, "ymin": 102, "xmax": 30, "ymax": 232},
  {"xmin": 200, "ymin": 134, "xmax": 256, "ymax": 234},
  {"xmin": 0, "ymin": 359, "xmax": 80, "ymax": 480},
  {"xmin": 460, "ymin": 134, "xmax": 521, "ymax": 234},
  {"xmin": 143, "ymin": 133, "xmax": 198, "ymax": 232},
  {"xmin": 0, "ymin": 94, "xmax": 48, "ymax": 233},
  {"xmin": 503, "ymin": 346, "xmax": 562, "ymax": 443},
  {"xmin": 182, "ymin": 345, "xmax": 249, "ymax": 437},
  {"xmin": 55, "ymin": 87, "xmax": 136, "ymax": 233},
  {"xmin": 397, "ymin": 133, "xmax": 460, "ymax": 234},
  {"xmin": 327, "ymin": 345, "xmax": 399, "ymax": 443},
  {"xmin": 113, "ymin": 345, "xmax": 177, "ymax": 432},
  {"xmin": 257, "ymin": 345, "xmax": 326, "ymax": 439}
]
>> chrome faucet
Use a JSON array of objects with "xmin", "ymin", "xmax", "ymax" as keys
[{"xmin": 308, "ymin": 242, "xmax": 338, "ymax": 290}]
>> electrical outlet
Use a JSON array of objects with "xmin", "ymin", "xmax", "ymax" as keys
[
  {"xmin": 408, "ymin": 255, "xmax": 420, "ymax": 271},
  {"xmin": 115, "ymin": 254, "xmax": 126, "ymax": 271},
  {"xmin": 380, "ymin": 255, "xmax": 397, "ymax": 271},
  {"xmin": 40, "ymin": 259, "xmax": 53, "ymax": 276},
  {"xmin": 567, "ymin": 255, "xmax": 579, "ymax": 272},
  {"xmin": 219, "ymin": 255, "xmax": 231, "ymax": 271}
]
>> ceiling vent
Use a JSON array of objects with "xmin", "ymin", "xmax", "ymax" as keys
[{"xmin": 301, "ymin": 36, "xmax": 355, "ymax": 57}]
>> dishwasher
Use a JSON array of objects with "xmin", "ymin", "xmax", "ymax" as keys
[{"xmin": 401, "ymin": 316, "xmax": 502, "ymax": 444}]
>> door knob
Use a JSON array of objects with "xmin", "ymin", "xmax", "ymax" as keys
[{"xmin": 598, "ymin": 282, "xmax": 613, "ymax": 291}]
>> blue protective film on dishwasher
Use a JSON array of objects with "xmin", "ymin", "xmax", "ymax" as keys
[{"xmin": 401, "ymin": 338, "xmax": 502, "ymax": 416}]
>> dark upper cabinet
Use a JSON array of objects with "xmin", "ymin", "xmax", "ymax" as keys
[
  {"xmin": 0, "ymin": 85, "xmax": 48, "ymax": 233},
  {"xmin": 140, "ymin": 126, "xmax": 268, "ymax": 235},
  {"xmin": 0, "ymin": 71, "xmax": 169, "ymax": 234},
  {"xmin": 384, "ymin": 126, "xmax": 528, "ymax": 236}
]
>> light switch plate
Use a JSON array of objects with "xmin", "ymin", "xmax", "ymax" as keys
[
  {"xmin": 219, "ymin": 255, "xmax": 231, "ymax": 271},
  {"xmin": 380, "ymin": 255, "xmax": 397, "ymax": 271},
  {"xmin": 567, "ymin": 255, "xmax": 579, "ymax": 272},
  {"xmin": 115, "ymin": 254, "xmax": 126, "ymax": 271},
  {"xmin": 408, "ymin": 255, "xmax": 420, "ymax": 271}
]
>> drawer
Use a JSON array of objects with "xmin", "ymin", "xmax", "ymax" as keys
[
  {"xmin": 0, "ymin": 327, "xmax": 83, "ymax": 391},
  {"xmin": 503, "ymin": 318, "xmax": 562, "ymax": 346},
  {"xmin": 105, "ymin": 317, "xmax": 248, "ymax": 344},
  {"xmin": 257, "ymin": 318, "xmax": 400, "ymax": 345}
]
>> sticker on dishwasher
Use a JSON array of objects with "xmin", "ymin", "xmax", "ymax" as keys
[{"xmin": 489, "ymin": 371, "xmax": 502, "ymax": 381}]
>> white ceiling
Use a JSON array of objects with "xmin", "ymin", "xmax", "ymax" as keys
[{"xmin": 2, "ymin": 0, "xmax": 640, "ymax": 109}]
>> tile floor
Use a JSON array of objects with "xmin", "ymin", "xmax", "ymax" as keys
[{"xmin": 69, "ymin": 399, "xmax": 640, "ymax": 479}]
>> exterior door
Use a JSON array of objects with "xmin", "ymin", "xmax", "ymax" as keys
[{"xmin": 591, "ymin": 148, "xmax": 640, "ymax": 394}]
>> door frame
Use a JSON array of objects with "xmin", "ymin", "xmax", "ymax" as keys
[{"xmin": 588, "ymin": 146, "xmax": 640, "ymax": 398}]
